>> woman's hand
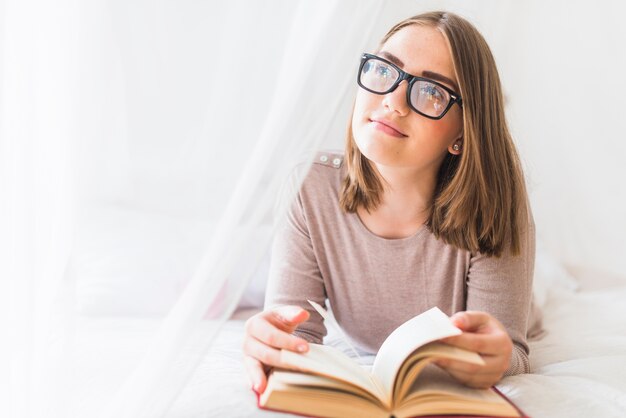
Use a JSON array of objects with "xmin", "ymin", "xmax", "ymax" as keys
[
  {"xmin": 242, "ymin": 305, "xmax": 310, "ymax": 394},
  {"xmin": 435, "ymin": 311, "xmax": 512, "ymax": 389}
]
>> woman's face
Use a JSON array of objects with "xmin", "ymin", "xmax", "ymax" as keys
[{"xmin": 351, "ymin": 24, "xmax": 463, "ymax": 171}]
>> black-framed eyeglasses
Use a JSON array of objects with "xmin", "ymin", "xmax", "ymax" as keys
[{"xmin": 357, "ymin": 53, "xmax": 463, "ymax": 120}]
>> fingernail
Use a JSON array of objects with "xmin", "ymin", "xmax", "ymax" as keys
[{"xmin": 297, "ymin": 344, "xmax": 307, "ymax": 352}]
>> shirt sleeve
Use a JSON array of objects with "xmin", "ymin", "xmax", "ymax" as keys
[
  {"xmin": 465, "ymin": 207, "xmax": 536, "ymax": 376},
  {"xmin": 263, "ymin": 170, "xmax": 328, "ymax": 344}
]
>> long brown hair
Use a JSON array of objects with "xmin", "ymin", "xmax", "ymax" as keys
[{"xmin": 339, "ymin": 11, "xmax": 529, "ymax": 257}]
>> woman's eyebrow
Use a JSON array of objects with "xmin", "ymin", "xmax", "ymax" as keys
[
  {"xmin": 379, "ymin": 50, "xmax": 404, "ymax": 67},
  {"xmin": 378, "ymin": 50, "xmax": 459, "ymax": 92},
  {"xmin": 421, "ymin": 71, "xmax": 459, "ymax": 92}
]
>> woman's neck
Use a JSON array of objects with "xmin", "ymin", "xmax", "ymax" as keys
[
  {"xmin": 356, "ymin": 164, "xmax": 437, "ymax": 239},
  {"xmin": 375, "ymin": 164, "xmax": 437, "ymax": 221}
]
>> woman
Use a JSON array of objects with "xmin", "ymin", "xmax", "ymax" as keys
[{"xmin": 243, "ymin": 11, "xmax": 543, "ymax": 394}]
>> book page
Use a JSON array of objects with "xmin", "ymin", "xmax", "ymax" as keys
[
  {"xmin": 262, "ymin": 371, "xmax": 389, "ymax": 418},
  {"xmin": 395, "ymin": 343, "xmax": 484, "ymax": 402},
  {"xmin": 371, "ymin": 307, "xmax": 462, "ymax": 400},
  {"xmin": 394, "ymin": 365, "xmax": 519, "ymax": 418},
  {"xmin": 279, "ymin": 343, "xmax": 388, "ymax": 406},
  {"xmin": 267, "ymin": 370, "xmax": 385, "ymax": 407},
  {"xmin": 408, "ymin": 366, "xmax": 506, "ymax": 403}
]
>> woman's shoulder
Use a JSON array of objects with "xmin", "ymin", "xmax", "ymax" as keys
[
  {"xmin": 311, "ymin": 149, "xmax": 345, "ymax": 171},
  {"xmin": 278, "ymin": 150, "xmax": 344, "ymax": 222},
  {"xmin": 298, "ymin": 149, "xmax": 345, "ymax": 195}
]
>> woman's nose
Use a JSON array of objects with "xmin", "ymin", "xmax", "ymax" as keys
[{"xmin": 381, "ymin": 80, "xmax": 410, "ymax": 115}]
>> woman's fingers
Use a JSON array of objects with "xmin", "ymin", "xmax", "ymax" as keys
[
  {"xmin": 250, "ymin": 316, "xmax": 309, "ymax": 353},
  {"xmin": 243, "ymin": 335, "xmax": 284, "ymax": 369},
  {"xmin": 435, "ymin": 353, "xmax": 508, "ymax": 376},
  {"xmin": 243, "ymin": 354, "xmax": 269, "ymax": 393},
  {"xmin": 435, "ymin": 355, "xmax": 504, "ymax": 389},
  {"xmin": 268, "ymin": 305, "xmax": 310, "ymax": 332},
  {"xmin": 438, "ymin": 330, "xmax": 511, "ymax": 355},
  {"xmin": 439, "ymin": 311, "xmax": 512, "ymax": 356},
  {"xmin": 434, "ymin": 310, "xmax": 514, "ymax": 388},
  {"xmin": 449, "ymin": 311, "xmax": 491, "ymax": 332},
  {"xmin": 441, "ymin": 367, "xmax": 502, "ymax": 389},
  {"xmin": 242, "ymin": 305, "xmax": 312, "ymax": 394}
]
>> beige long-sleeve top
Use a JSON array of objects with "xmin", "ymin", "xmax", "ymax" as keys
[{"xmin": 264, "ymin": 150, "xmax": 544, "ymax": 376}]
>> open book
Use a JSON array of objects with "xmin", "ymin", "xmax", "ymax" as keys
[{"xmin": 256, "ymin": 305, "xmax": 527, "ymax": 418}]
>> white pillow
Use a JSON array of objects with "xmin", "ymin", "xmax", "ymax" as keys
[
  {"xmin": 533, "ymin": 239, "xmax": 580, "ymax": 309},
  {"xmin": 71, "ymin": 204, "xmax": 270, "ymax": 316}
]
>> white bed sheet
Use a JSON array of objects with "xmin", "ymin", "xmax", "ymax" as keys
[{"xmin": 72, "ymin": 283, "xmax": 626, "ymax": 418}]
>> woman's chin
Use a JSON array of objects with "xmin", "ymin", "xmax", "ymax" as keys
[
  {"xmin": 356, "ymin": 145, "xmax": 401, "ymax": 168},
  {"xmin": 356, "ymin": 136, "xmax": 403, "ymax": 163}
]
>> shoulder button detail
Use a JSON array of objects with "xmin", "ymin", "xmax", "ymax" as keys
[{"xmin": 314, "ymin": 151, "xmax": 344, "ymax": 169}]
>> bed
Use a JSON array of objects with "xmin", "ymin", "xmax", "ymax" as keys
[
  {"xmin": 70, "ymin": 205, "xmax": 626, "ymax": 418},
  {"xmin": 189, "ymin": 283, "xmax": 624, "ymax": 418},
  {"xmin": 71, "ymin": 284, "xmax": 626, "ymax": 417}
]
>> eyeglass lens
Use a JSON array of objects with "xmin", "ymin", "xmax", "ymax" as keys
[{"xmin": 360, "ymin": 57, "xmax": 451, "ymax": 118}]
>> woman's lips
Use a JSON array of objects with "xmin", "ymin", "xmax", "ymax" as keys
[{"xmin": 369, "ymin": 119, "xmax": 407, "ymax": 138}]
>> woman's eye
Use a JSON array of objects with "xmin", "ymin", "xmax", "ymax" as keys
[
  {"xmin": 420, "ymin": 84, "xmax": 444, "ymax": 101},
  {"xmin": 375, "ymin": 63, "xmax": 392, "ymax": 78}
]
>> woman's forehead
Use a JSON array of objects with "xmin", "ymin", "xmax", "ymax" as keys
[{"xmin": 379, "ymin": 25, "xmax": 457, "ymax": 88}]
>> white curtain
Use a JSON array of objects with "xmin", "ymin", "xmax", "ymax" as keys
[
  {"xmin": 0, "ymin": 1, "xmax": 76, "ymax": 416},
  {"xmin": 1, "ymin": 1, "xmax": 387, "ymax": 417}
]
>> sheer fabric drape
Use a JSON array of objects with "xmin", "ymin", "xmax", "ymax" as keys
[{"xmin": 1, "ymin": 1, "xmax": 385, "ymax": 417}]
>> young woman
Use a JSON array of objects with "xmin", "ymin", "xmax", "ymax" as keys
[{"xmin": 243, "ymin": 11, "xmax": 543, "ymax": 394}]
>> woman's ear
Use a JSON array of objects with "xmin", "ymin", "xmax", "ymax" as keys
[{"xmin": 448, "ymin": 139, "xmax": 463, "ymax": 155}]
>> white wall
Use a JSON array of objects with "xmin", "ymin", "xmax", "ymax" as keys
[{"xmin": 504, "ymin": 2, "xmax": 626, "ymax": 283}]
